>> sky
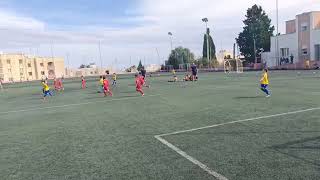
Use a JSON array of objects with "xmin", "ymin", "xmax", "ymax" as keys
[{"xmin": 0, "ymin": 0, "xmax": 319, "ymax": 69}]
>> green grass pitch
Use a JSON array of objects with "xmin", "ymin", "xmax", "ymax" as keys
[{"xmin": 0, "ymin": 71, "xmax": 319, "ymax": 180}]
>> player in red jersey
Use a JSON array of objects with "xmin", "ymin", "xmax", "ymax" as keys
[
  {"xmin": 103, "ymin": 76, "xmax": 113, "ymax": 97},
  {"xmin": 58, "ymin": 78, "xmax": 64, "ymax": 91},
  {"xmin": 139, "ymin": 73, "xmax": 150, "ymax": 88},
  {"xmin": 135, "ymin": 74, "xmax": 144, "ymax": 96},
  {"xmin": 53, "ymin": 77, "xmax": 64, "ymax": 91},
  {"xmin": 53, "ymin": 77, "xmax": 59, "ymax": 90},
  {"xmin": 139, "ymin": 74, "xmax": 145, "ymax": 85},
  {"xmin": 81, "ymin": 76, "xmax": 87, "ymax": 89}
]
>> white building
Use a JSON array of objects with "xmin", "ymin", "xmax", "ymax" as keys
[
  {"xmin": 145, "ymin": 64, "xmax": 161, "ymax": 72},
  {"xmin": 263, "ymin": 11, "xmax": 320, "ymax": 68},
  {"xmin": 65, "ymin": 66, "xmax": 119, "ymax": 78}
]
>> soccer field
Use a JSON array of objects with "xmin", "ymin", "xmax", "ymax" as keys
[{"xmin": 1, "ymin": 71, "xmax": 319, "ymax": 180}]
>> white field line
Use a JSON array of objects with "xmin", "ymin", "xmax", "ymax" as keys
[
  {"xmin": 0, "ymin": 94, "xmax": 160, "ymax": 115},
  {"xmin": 155, "ymin": 136, "xmax": 228, "ymax": 180},
  {"xmin": 155, "ymin": 135, "xmax": 228, "ymax": 180},
  {"xmin": 155, "ymin": 106, "xmax": 320, "ymax": 179},
  {"xmin": 157, "ymin": 107, "xmax": 320, "ymax": 137}
]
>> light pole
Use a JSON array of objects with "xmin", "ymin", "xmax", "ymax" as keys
[
  {"xmin": 168, "ymin": 32, "xmax": 173, "ymax": 51},
  {"xmin": 98, "ymin": 40, "xmax": 102, "ymax": 69},
  {"xmin": 276, "ymin": 0, "xmax": 280, "ymax": 66},
  {"xmin": 250, "ymin": 23, "xmax": 258, "ymax": 66},
  {"xmin": 202, "ymin": 18, "xmax": 210, "ymax": 68},
  {"xmin": 66, "ymin": 53, "xmax": 70, "ymax": 67},
  {"xmin": 253, "ymin": 34, "xmax": 257, "ymax": 64}
]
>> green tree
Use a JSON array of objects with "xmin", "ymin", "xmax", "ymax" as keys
[
  {"xmin": 203, "ymin": 28, "xmax": 217, "ymax": 65},
  {"xmin": 137, "ymin": 60, "xmax": 143, "ymax": 71},
  {"xmin": 167, "ymin": 46, "xmax": 195, "ymax": 69},
  {"xmin": 236, "ymin": 4, "xmax": 274, "ymax": 64}
]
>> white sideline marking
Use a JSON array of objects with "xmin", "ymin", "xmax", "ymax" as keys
[
  {"xmin": 155, "ymin": 107, "xmax": 320, "ymax": 179},
  {"xmin": 157, "ymin": 107, "xmax": 320, "ymax": 137},
  {"xmin": 0, "ymin": 94, "xmax": 160, "ymax": 115},
  {"xmin": 155, "ymin": 135, "xmax": 228, "ymax": 180}
]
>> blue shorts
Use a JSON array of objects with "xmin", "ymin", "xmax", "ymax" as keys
[
  {"xmin": 43, "ymin": 90, "xmax": 51, "ymax": 97},
  {"xmin": 261, "ymin": 84, "xmax": 268, "ymax": 89}
]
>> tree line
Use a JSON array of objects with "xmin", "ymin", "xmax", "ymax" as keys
[{"xmin": 163, "ymin": 4, "xmax": 274, "ymax": 69}]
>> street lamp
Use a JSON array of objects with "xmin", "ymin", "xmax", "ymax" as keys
[
  {"xmin": 276, "ymin": 0, "xmax": 280, "ymax": 66},
  {"xmin": 168, "ymin": 32, "xmax": 173, "ymax": 51},
  {"xmin": 202, "ymin": 18, "xmax": 210, "ymax": 68},
  {"xmin": 253, "ymin": 34, "xmax": 257, "ymax": 64},
  {"xmin": 98, "ymin": 40, "xmax": 103, "ymax": 70}
]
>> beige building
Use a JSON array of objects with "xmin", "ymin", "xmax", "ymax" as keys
[
  {"xmin": 263, "ymin": 11, "xmax": 320, "ymax": 68},
  {"xmin": 0, "ymin": 53, "xmax": 65, "ymax": 82},
  {"xmin": 217, "ymin": 50, "xmax": 233, "ymax": 64}
]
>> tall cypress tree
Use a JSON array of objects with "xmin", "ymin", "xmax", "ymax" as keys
[
  {"xmin": 137, "ymin": 60, "xmax": 143, "ymax": 71},
  {"xmin": 203, "ymin": 28, "xmax": 217, "ymax": 61}
]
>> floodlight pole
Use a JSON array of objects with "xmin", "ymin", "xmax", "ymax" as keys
[
  {"xmin": 276, "ymin": 0, "xmax": 280, "ymax": 66},
  {"xmin": 99, "ymin": 40, "xmax": 103, "ymax": 70},
  {"xmin": 253, "ymin": 35, "xmax": 257, "ymax": 64},
  {"xmin": 202, "ymin": 18, "xmax": 210, "ymax": 68},
  {"xmin": 66, "ymin": 53, "xmax": 70, "ymax": 67},
  {"xmin": 168, "ymin": 32, "xmax": 173, "ymax": 51}
]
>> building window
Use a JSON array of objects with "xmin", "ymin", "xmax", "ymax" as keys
[
  {"xmin": 315, "ymin": 44, "xmax": 320, "ymax": 61},
  {"xmin": 7, "ymin": 59, "xmax": 11, "ymax": 64},
  {"xmin": 301, "ymin": 23, "xmax": 308, "ymax": 31},
  {"xmin": 8, "ymin": 68, "xmax": 11, "ymax": 73},
  {"xmin": 40, "ymin": 63, "xmax": 44, "ymax": 67},
  {"xmin": 302, "ymin": 48, "xmax": 308, "ymax": 55},
  {"xmin": 41, "ymin": 71, "xmax": 45, "ymax": 75},
  {"xmin": 28, "ymin": 72, "xmax": 33, "ymax": 76},
  {"xmin": 28, "ymin": 63, "xmax": 31, "ymax": 67},
  {"xmin": 280, "ymin": 48, "xmax": 289, "ymax": 57},
  {"xmin": 19, "ymin": 59, "xmax": 23, "ymax": 64},
  {"xmin": 20, "ymin": 72, "xmax": 24, "ymax": 76},
  {"xmin": 20, "ymin": 68, "xmax": 24, "ymax": 72}
]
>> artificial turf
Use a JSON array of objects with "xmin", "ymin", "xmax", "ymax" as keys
[{"xmin": 0, "ymin": 71, "xmax": 319, "ymax": 180}]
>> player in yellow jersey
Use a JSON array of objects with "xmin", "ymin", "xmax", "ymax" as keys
[
  {"xmin": 99, "ymin": 76, "xmax": 104, "ymax": 92},
  {"xmin": 41, "ymin": 80, "xmax": 52, "ymax": 100},
  {"xmin": 171, "ymin": 69, "xmax": 178, "ymax": 81},
  {"xmin": 112, "ymin": 73, "xmax": 117, "ymax": 86},
  {"xmin": 172, "ymin": 69, "xmax": 176, "ymax": 75},
  {"xmin": 260, "ymin": 69, "xmax": 270, "ymax": 97}
]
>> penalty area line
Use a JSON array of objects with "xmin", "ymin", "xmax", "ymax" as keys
[
  {"xmin": 154, "ymin": 106, "xmax": 320, "ymax": 180},
  {"xmin": 154, "ymin": 135, "xmax": 228, "ymax": 180},
  {"xmin": 0, "ymin": 94, "xmax": 161, "ymax": 115},
  {"xmin": 157, "ymin": 106, "xmax": 320, "ymax": 137}
]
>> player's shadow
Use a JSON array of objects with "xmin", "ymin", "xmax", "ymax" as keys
[
  {"xmin": 233, "ymin": 96, "xmax": 265, "ymax": 99},
  {"xmin": 269, "ymin": 136, "xmax": 320, "ymax": 167}
]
